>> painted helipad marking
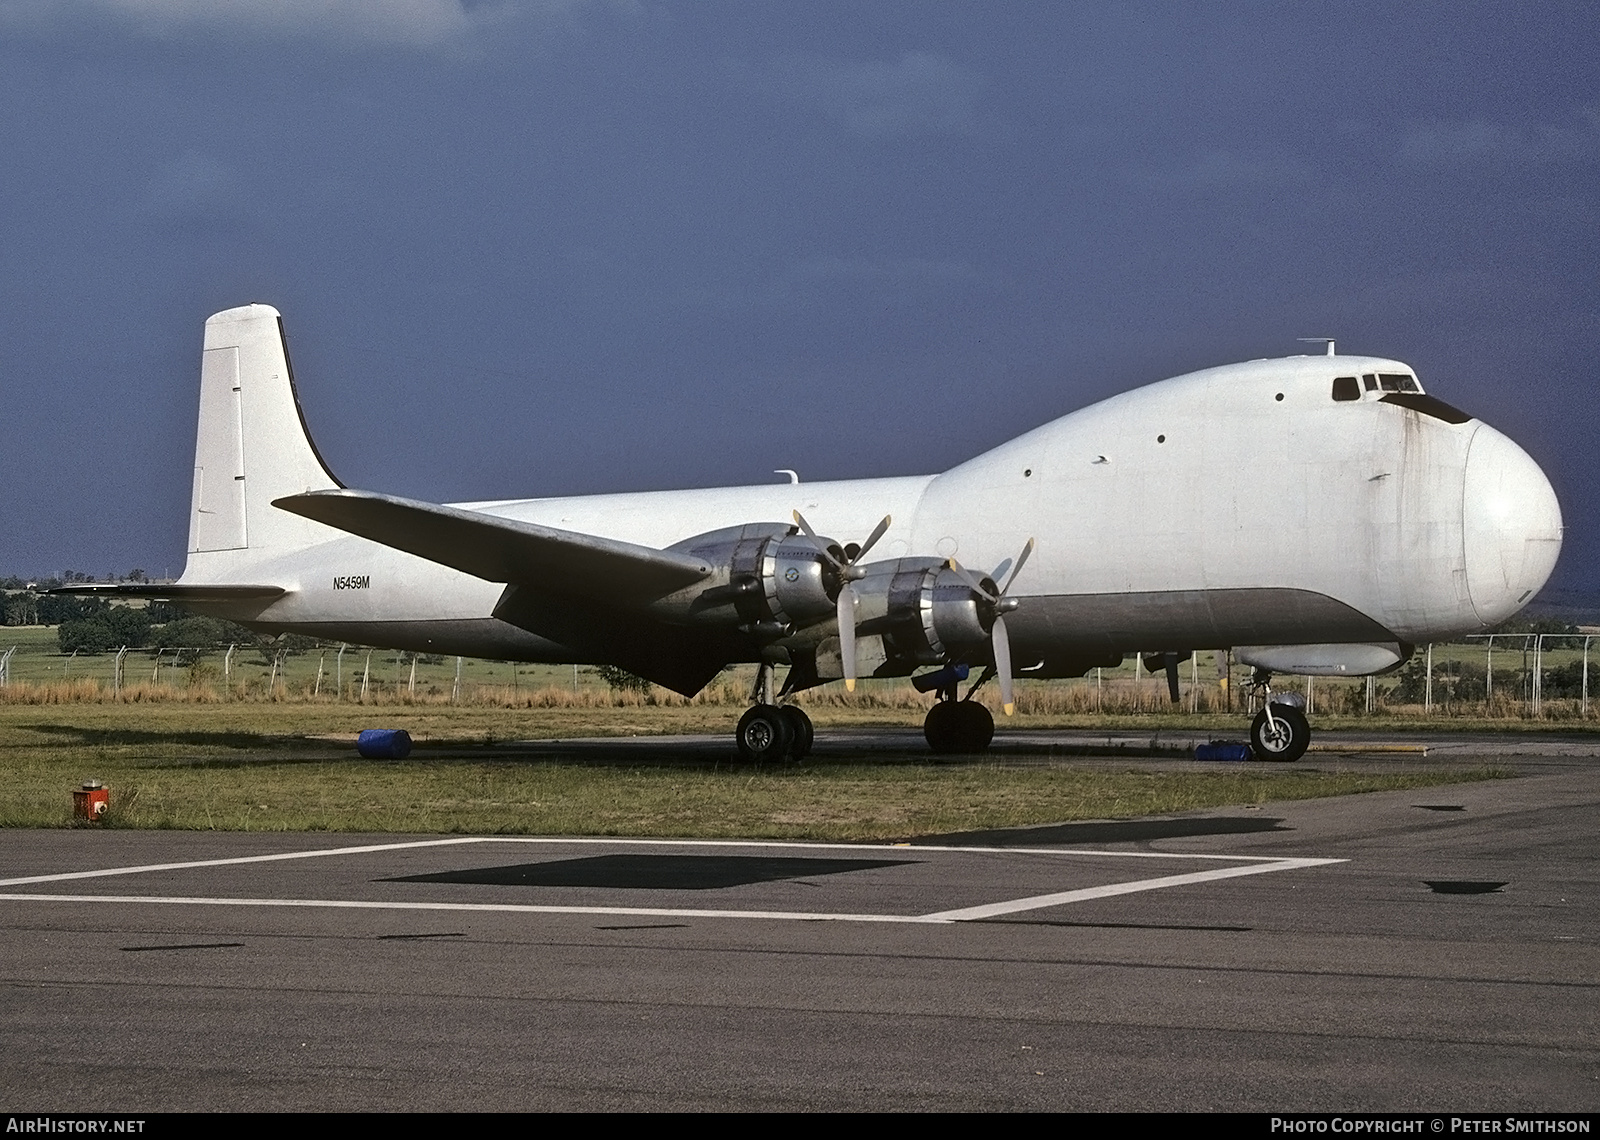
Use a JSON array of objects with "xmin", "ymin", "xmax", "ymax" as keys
[{"xmin": 0, "ymin": 837, "xmax": 1343, "ymax": 925}]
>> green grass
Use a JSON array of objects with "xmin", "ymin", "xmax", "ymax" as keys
[{"xmin": 0, "ymin": 703, "xmax": 1504, "ymax": 840}]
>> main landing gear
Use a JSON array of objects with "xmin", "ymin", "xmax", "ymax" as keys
[
  {"xmin": 1244, "ymin": 668, "xmax": 1311, "ymax": 762},
  {"xmin": 735, "ymin": 662, "xmax": 814, "ymax": 764},
  {"xmin": 918, "ymin": 664, "xmax": 996, "ymax": 755}
]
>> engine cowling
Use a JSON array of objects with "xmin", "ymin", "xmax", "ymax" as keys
[
  {"xmin": 852, "ymin": 557, "xmax": 999, "ymax": 667},
  {"xmin": 647, "ymin": 522, "xmax": 842, "ymax": 635}
]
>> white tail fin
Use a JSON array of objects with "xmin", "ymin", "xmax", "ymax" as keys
[{"xmin": 184, "ymin": 305, "xmax": 341, "ymax": 572}]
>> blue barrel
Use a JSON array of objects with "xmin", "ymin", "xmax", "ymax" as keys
[
  {"xmin": 1194, "ymin": 742, "xmax": 1253, "ymax": 762},
  {"xmin": 357, "ymin": 729, "xmax": 413, "ymax": 759}
]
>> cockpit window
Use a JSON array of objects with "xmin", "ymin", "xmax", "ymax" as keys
[
  {"xmin": 1331, "ymin": 376, "xmax": 1360, "ymax": 401},
  {"xmin": 1362, "ymin": 374, "xmax": 1377, "ymax": 391},
  {"xmin": 1377, "ymin": 373, "xmax": 1419, "ymax": 393}
]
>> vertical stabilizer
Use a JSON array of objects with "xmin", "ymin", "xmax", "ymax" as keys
[{"xmin": 185, "ymin": 305, "xmax": 342, "ymax": 570}]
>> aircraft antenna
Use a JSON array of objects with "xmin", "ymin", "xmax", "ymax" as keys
[
  {"xmin": 1297, "ymin": 337, "xmax": 1336, "ymax": 356},
  {"xmin": 774, "ymin": 469, "xmax": 800, "ymax": 484}
]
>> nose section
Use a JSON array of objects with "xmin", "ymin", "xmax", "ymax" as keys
[{"xmin": 1462, "ymin": 424, "xmax": 1563, "ymax": 626}]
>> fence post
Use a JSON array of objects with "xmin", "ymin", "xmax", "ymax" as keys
[
  {"xmin": 1424, "ymin": 644, "xmax": 1433, "ymax": 712},
  {"xmin": 361, "ymin": 651, "xmax": 371, "ymax": 699},
  {"xmin": 314, "ymin": 650, "xmax": 325, "ymax": 696},
  {"xmin": 453, "ymin": 656, "xmax": 463, "ymax": 703},
  {"xmin": 1485, "ymin": 635, "xmax": 1494, "ymax": 708},
  {"xmin": 1584, "ymin": 636, "xmax": 1592, "ymax": 718},
  {"xmin": 1533, "ymin": 634, "xmax": 1544, "ymax": 717},
  {"xmin": 336, "ymin": 643, "xmax": 347, "ymax": 699},
  {"xmin": 408, "ymin": 654, "xmax": 417, "ymax": 697}
]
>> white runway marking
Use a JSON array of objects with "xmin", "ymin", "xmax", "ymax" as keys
[
  {"xmin": 0, "ymin": 838, "xmax": 1343, "ymax": 924},
  {"xmin": 0, "ymin": 835, "xmax": 1305, "ymax": 888},
  {"xmin": 0, "ymin": 837, "xmax": 486, "ymax": 888},
  {"xmin": 920, "ymin": 858, "xmax": 1341, "ymax": 921},
  {"xmin": 0, "ymin": 892, "xmax": 933, "ymax": 924}
]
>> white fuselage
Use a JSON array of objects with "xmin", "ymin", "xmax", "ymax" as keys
[{"xmin": 185, "ymin": 350, "xmax": 1562, "ymax": 675}]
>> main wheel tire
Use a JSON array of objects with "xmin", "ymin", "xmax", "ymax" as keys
[
  {"xmin": 925, "ymin": 700, "xmax": 995, "ymax": 754},
  {"xmin": 1250, "ymin": 705, "xmax": 1310, "ymax": 762},
  {"xmin": 955, "ymin": 701, "xmax": 994, "ymax": 752},
  {"xmin": 779, "ymin": 705, "xmax": 813, "ymax": 759},
  {"xmin": 736, "ymin": 706, "xmax": 793, "ymax": 763},
  {"xmin": 924, "ymin": 700, "xmax": 964, "ymax": 754}
]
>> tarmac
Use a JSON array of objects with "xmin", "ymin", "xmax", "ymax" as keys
[{"xmin": 1, "ymin": 727, "xmax": 1596, "ymax": 1111}]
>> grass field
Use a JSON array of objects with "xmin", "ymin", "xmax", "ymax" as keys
[
  {"xmin": 0, "ymin": 701, "xmax": 1506, "ymax": 840},
  {"xmin": 6, "ymin": 622, "xmax": 1596, "ymax": 720}
]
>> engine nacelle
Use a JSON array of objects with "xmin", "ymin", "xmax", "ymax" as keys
[
  {"xmin": 853, "ymin": 557, "xmax": 997, "ymax": 667},
  {"xmin": 648, "ymin": 522, "xmax": 841, "ymax": 634}
]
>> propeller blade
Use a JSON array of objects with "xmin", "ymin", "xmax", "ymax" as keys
[
  {"xmin": 945, "ymin": 557, "xmax": 998, "ymax": 603},
  {"xmin": 1164, "ymin": 651, "xmax": 1181, "ymax": 704},
  {"xmin": 999, "ymin": 538, "xmax": 1035, "ymax": 596},
  {"xmin": 854, "ymin": 514, "xmax": 892, "ymax": 563},
  {"xmin": 837, "ymin": 584, "xmax": 858, "ymax": 692},
  {"xmin": 992, "ymin": 615, "xmax": 1014, "ymax": 714}
]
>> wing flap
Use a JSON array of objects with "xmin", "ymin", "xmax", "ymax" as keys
[{"xmin": 274, "ymin": 488, "xmax": 712, "ymax": 603}]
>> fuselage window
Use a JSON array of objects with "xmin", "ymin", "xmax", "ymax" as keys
[
  {"xmin": 1377, "ymin": 373, "xmax": 1419, "ymax": 393},
  {"xmin": 1331, "ymin": 376, "xmax": 1360, "ymax": 401},
  {"xmin": 1363, "ymin": 374, "xmax": 1378, "ymax": 391}
]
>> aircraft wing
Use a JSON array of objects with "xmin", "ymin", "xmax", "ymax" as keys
[{"xmin": 273, "ymin": 488, "xmax": 714, "ymax": 604}]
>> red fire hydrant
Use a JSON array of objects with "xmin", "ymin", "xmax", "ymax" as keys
[{"xmin": 72, "ymin": 781, "xmax": 109, "ymax": 823}]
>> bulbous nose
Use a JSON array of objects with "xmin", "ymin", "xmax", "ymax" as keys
[{"xmin": 1462, "ymin": 424, "xmax": 1563, "ymax": 626}]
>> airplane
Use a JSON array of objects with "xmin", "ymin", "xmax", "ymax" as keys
[{"xmin": 58, "ymin": 303, "xmax": 1563, "ymax": 762}]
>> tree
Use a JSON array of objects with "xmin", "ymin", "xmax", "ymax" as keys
[
  {"xmin": 154, "ymin": 615, "xmax": 254, "ymax": 651},
  {"xmin": 58, "ymin": 618, "xmax": 115, "ymax": 654},
  {"xmin": 593, "ymin": 664, "xmax": 652, "ymax": 692},
  {"xmin": 36, "ymin": 594, "xmax": 107, "ymax": 625}
]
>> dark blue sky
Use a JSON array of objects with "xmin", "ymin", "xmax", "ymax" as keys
[{"xmin": 3, "ymin": 2, "xmax": 1596, "ymax": 594}]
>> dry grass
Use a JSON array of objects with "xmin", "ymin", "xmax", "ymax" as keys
[{"xmin": 4, "ymin": 673, "xmax": 1597, "ymax": 731}]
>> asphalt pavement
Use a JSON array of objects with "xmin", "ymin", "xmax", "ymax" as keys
[{"xmin": 1, "ymin": 728, "xmax": 1595, "ymax": 1111}]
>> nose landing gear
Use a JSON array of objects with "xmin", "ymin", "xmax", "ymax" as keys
[{"xmin": 1244, "ymin": 668, "xmax": 1311, "ymax": 762}]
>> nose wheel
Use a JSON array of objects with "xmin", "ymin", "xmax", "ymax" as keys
[
  {"xmin": 1250, "ymin": 704, "xmax": 1309, "ymax": 761},
  {"xmin": 1245, "ymin": 669, "xmax": 1311, "ymax": 762}
]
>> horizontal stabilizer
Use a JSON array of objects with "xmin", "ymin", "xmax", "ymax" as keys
[
  {"xmin": 49, "ymin": 584, "xmax": 286, "ymax": 601},
  {"xmin": 274, "ymin": 488, "xmax": 713, "ymax": 602}
]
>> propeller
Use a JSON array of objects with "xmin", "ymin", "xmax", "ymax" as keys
[
  {"xmin": 944, "ymin": 538, "xmax": 1035, "ymax": 715},
  {"xmin": 793, "ymin": 511, "xmax": 891, "ymax": 692}
]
